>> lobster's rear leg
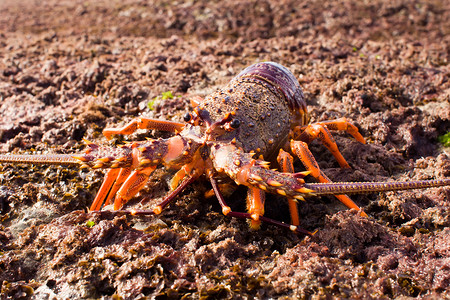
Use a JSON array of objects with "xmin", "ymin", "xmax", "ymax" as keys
[
  {"xmin": 294, "ymin": 124, "xmax": 350, "ymax": 168},
  {"xmin": 316, "ymin": 118, "xmax": 365, "ymax": 142},
  {"xmin": 292, "ymin": 118, "xmax": 365, "ymax": 168},
  {"xmin": 103, "ymin": 118, "xmax": 185, "ymax": 139},
  {"xmin": 290, "ymin": 140, "xmax": 368, "ymax": 217},
  {"xmin": 293, "ymin": 117, "xmax": 365, "ymax": 143}
]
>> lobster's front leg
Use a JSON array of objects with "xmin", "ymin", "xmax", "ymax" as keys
[
  {"xmin": 90, "ymin": 168, "xmax": 121, "ymax": 211},
  {"xmin": 277, "ymin": 149, "xmax": 301, "ymax": 226},
  {"xmin": 247, "ymin": 187, "xmax": 265, "ymax": 229},
  {"xmin": 75, "ymin": 135, "xmax": 195, "ymax": 211},
  {"xmin": 210, "ymin": 145, "xmax": 268, "ymax": 227},
  {"xmin": 77, "ymin": 143, "xmax": 159, "ymax": 211},
  {"xmin": 112, "ymin": 166, "xmax": 157, "ymax": 210}
]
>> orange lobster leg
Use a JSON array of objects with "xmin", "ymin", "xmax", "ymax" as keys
[
  {"xmin": 277, "ymin": 149, "xmax": 301, "ymax": 226},
  {"xmin": 293, "ymin": 117, "xmax": 365, "ymax": 144},
  {"xmin": 90, "ymin": 166, "xmax": 134, "ymax": 211},
  {"xmin": 247, "ymin": 187, "xmax": 266, "ymax": 230},
  {"xmin": 113, "ymin": 166, "xmax": 156, "ymax": 210},
  {"xmin": 292, "ymin": 117, "xmax": 365, "ymax": 168},
  {"xmin": 103, "ymin": 118, "xmax": 185, "ymax": 139},
  {"xmin": 290, "ymin": 140, "xmax": 368, "ymax": 217},
  {"xmin": 170, "ymin": 165, "xmax": 193, "ymax": 191},
  {"xmin": 315, "ymin": 117, "xmax": 365, "ymax": 143},
  {"xmin": 103, "ymin": 167, "xmax": 133, "ymax": 205},
  {"xmin": 169, "ymin": 150, "xmax": 206, "ymax": 190},
  {"xmin": 294, "ymin": 124, "xmax": 351, "ymax": 168},
  {"xmin": 208, "ymin": 176, "xmax": 313, "ymax": 236},
  {"xmin": 90, "ymin": 168, "xmax": 120, "ymax": 211}
]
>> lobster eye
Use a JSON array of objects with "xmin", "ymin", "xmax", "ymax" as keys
[
  {"xmin": 230, "ymin": 119, "xmax": 240, "ymax": 129},
  {"xmin": 183, "ymin": 112, "xmax": 192, "ymax": 122}
]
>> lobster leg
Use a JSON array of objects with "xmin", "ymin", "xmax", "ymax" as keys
[
  {"xmin": 293, "ymin": 117, "xmax": 365, "ymax": 143},
  {"xmin": 277, "ymin": 149, "xmax": 301, "ymax": 226},
  {"xmin": 209, "ymin": 176, "xmax": 312, "ymax": 235},
  {"xmin": 114, "ymin": 159, "xmax": 203, "ymax": 215},
  {"xmin": 246, "ymin": 187, "xmax": 266, "ymax": 229},
  {"xmin": 292, "ymin": 118, "xmax": 365, "ymax": 168},
  {"xmin": 294, "ymin": 124, "xmax": 351, "ymax": 168},
  {"xmin": 104, "ymin": 167, "xmax": 133, "ymax": 205},
  {"xmin": 290, "ymin": 140, "xmax": 368, "ymax": 217},
  {"xmin": 103, "ymin": 118, "xmax": 185, "ymax": 139},
  {"xmin": 90, "ymin": 166, "xmax": 134, "ymax": 211},
  {"xmin": 113, "ymin": 166, "xmax": 157, "ymax": 210},
  {"xmin": 112, "ymin": 173, "xmax": 197, "ymax": 216},
  {"xmin": 90, "ymin": 168, "xmax": 120, "ymax": 211},
  {"xmin": 315, "ymin": 118, "xmax": 365, "ymax": 143},
  {"xmin": 154, "ymin": 153, "xmax": 205, "ymax": 213}
]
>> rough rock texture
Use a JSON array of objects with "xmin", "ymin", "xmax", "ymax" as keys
[{"xmin": 0, "ymin": 0, "xmax": 449, "ymax": 299}]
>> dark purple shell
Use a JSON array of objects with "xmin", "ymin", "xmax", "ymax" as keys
[{"xmin": 233, "ymin": 62, "xmax": 307, "ymax": 115}]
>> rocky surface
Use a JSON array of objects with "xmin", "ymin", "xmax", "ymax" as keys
[{"xmin": 0, "ymin": 0, "xmax": 449, "ymax": 298}]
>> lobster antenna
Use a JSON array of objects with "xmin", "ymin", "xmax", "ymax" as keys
[
  {"xmin": 0, "ymin": 154, "xmax": 80, "ymax": 165},
  {"xmin": 304, "ymin": 178, "xmax": 449, "ymax": 195}
]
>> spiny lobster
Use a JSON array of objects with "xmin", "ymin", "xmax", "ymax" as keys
[{"xmin": 0, "ymin": 62, "xmax": 448, "ymax": 235}]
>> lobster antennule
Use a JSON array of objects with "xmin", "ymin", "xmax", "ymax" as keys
[
  {"xmin": 0, "ymin": 153, "xmax": 80, "ymax": 165},
  {"xmin": 304, "ymin": 178, "xmax": 450, "ymax": 195}
]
